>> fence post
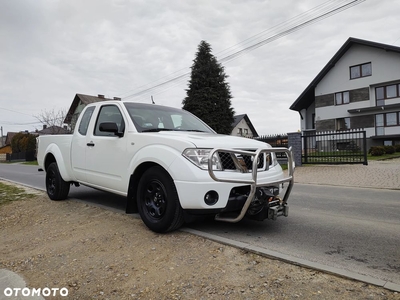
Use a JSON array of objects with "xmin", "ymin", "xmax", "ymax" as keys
[
  {"xmin": 288, "ymin": 132, "xmax": 302, "ymax": 167},
  {"xmin": 363, "ymin": 131, "xmax": 368, "ymax": 166}
]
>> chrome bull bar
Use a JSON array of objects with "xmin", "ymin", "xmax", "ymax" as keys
[{"xmin": 207, "ymin": 147, "xmax": 295, "ymax": 223}]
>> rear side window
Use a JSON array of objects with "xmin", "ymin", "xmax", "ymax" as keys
[{"xmin": 78, "ymin": 106, "xmax": 95, "ymax": 136}]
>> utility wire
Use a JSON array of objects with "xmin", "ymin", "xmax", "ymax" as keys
[
  {"xmin": 220, "ymin": 0, "xmax": 363, "ymax": 64},
  {"xmin": 122, "ymin": 0, "xmax": 365, "ymax": 101}
]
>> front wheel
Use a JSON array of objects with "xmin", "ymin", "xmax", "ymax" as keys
[
  {"xmin": 46, "ymin": 162, "xmax": 70, "ymax": 200},
  {"xmin": 137, "ymin": 166, "xmax": 184, "ymax": 233}
]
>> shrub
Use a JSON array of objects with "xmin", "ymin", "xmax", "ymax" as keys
[
  {"xmin": 395, "ymin": 144, "xmax": 400, "ymax": 152},
  {"xmin": 11, "ymin": 133, "xmax": 37, "ymax": 153},
  {"xmin": 368, "ymin": 146, "xmax": 385, "ymax": 156},
  {"xmin": 383, "ymin": 145, "xmax": 396, "ymax": 154}
]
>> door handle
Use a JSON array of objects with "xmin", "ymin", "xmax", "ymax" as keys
[{"xmin": 87, "ymin": 142, "xmax": 95, "ymax": 147}]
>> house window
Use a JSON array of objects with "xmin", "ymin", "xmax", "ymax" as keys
[
  {"xmin": 238, "ymin": 128, "xmax": 243, "ymax": 136},
  {"xmin": 244, "ymin": 128, "xmax": 248, "ymax": 135},
  {"xmin": 350, "ymin": 62, "xmax": 371, "ymax": 79},
  {"xmin": 386, "ymin": 112, "xmax": 398, "ymax": 126},
  {"xmin": 376, "ymin": 84, "xmax": 400, "ymax": 106},
  {"xmin": 386, "ymin": 85, "xmax": 397, "ymax": 98},
  {"xmin": 336, "ymin": 117, "xmax": 350, "ymax": 131},
  {"xmin": 375, "ymin": 112, "xmax": 400, "ymax": 135},
  {"xmin": 335, "ymin": 91, "xmax": 350, "ymax": 105},
  {"xmin": 384, "ymin": 140, "xmax": 393, "ymax": 146},
  {"xmin": 312, "ymin": 113, "xmax": 315, "ymax": 129},
  {"xmin": 375, "ymin": 114, "xmax": 384, "ymax": 135}
]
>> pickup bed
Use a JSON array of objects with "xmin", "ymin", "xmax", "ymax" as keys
[{"xmin": 37, "ymin": 101, "xmax": 294, "ymax": 232}]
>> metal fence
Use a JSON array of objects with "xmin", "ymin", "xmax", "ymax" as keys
[
  {"xmin": 256, "ymin": 134, "xmax": 288, "ymax": 159},
  {"xmin": 6, "ymin": 151, "xmax": 36, "ymax": 162},
  {"xmin": 302, "ymin": 130, "xmax": 367, "ymax": 165}
]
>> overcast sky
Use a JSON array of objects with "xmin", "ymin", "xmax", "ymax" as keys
[{"xmin": 1, "ymin": 0, "xmax": 400, "ymax": 137}]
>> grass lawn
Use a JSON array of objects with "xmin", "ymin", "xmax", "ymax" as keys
[
  {"xmin": 0, "ymin": 160, "xmax": 38, "ymax": 165},
  {"xmin": 0, "ymin": 182, "xmax": 36, "ymax": 206},
  {"xmin": 22, "ymin": 160, "xmax": 38, "ymax": 166},
  {"xmin": 367, "ymin": 153, "xmax": 400, "ymax": 161},
  {"xmin": 299, "ymin": 152, "xmax": 400, "ymax": 165}
]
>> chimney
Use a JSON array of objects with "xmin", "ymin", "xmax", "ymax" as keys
[
  {"xmin": 43, "ymin": 125, "xmax": 47, "ymax": 130},
  {"xmin": 113, "ymin": 97, "xmax": 121, "ymax": 100},
  {"xmin": 98, "ymin": 94, "xmax": 105, "ymax": 99}
]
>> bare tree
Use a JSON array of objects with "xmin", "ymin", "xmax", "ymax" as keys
[{"xmin": 35, "ymin": 108, "xmax": 70, "ymax": 134}]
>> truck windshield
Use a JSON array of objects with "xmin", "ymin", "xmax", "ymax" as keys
[{"xmin": 124, "ymin": 102, "xmax": 215, "ymax": 133}]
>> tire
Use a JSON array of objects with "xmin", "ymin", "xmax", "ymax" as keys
[
  {"xmin": 46, "ymin": 162, "xmax": 70, "ymax": 200},
  {"xmin": 137, "ymin": 166, "xmax": 184, "ymax": 233}
]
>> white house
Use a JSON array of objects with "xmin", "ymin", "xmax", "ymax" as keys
[
  {"xmin": 231, "ymin": 114, "xmax": 259, "ymax": 138},
  {"xmin": 290, "ymin": 37, "xmax": 400, "ymax": 148}
]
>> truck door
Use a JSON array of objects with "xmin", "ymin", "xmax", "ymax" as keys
[
  {"xmin": 71, "ymin": 106, "xmax": 95, "ymax": 182},
  {"xmin": 85, "ymin": 104, "xmax": 128, "ymax": 193}
]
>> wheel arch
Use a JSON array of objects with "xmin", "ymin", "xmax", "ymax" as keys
[
  {"xmin": 43, "ymin": 145, "xmax": 72, "ymax": 182},
  {"xmin": 44, "ymin": 153, "xmax": 56, "ymax": 171},
  {"xmin": 126, "ymin": 161, "xmax": 168, "ymax": 214}
]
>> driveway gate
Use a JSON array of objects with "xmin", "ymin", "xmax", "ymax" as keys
[{"xmin": 302, "ymin": 130, "xmax": 368, "ymax": 165}]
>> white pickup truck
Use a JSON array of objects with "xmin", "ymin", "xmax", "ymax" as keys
[{"xmin": 37, "ymin": 100, "xmax": 294, "ymax": 233}]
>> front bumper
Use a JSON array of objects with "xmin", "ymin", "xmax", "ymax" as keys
[
  {"xmin": 208, "ymin": 147, "xmax": 294, "ymax": 223},
  {"xmin": 175, "ymin": 147, "xmax": 294, "ymax": 223}
]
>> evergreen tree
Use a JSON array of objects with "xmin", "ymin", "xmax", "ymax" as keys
[{"xmin": 182, "ymin": 41, "xmax": 235, "ymax": 134}]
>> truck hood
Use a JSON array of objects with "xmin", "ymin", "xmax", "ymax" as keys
[{"xmin": 157, "ymin": 131, "xmax": 271, "ymax": 149}]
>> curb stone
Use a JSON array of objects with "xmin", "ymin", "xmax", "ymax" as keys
[{"xmin": 181, "ymin": 228, "xmax": 400, "ymax": 293}]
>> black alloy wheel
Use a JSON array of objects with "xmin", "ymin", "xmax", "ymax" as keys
[{"xmin": 137, "ymin": 166, "xmax": 184, "ymax": 233}]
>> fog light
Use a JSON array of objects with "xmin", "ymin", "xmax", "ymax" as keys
[{"xmin": 204, "ymin": 190, "xmax": 219, "ymax": 206}]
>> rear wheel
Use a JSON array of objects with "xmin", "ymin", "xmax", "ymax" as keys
[
  {"xmin": 46, "ymin": 162, "xmax": 70, "ymax": 200},
  {"xmin": 137, "ymin": 166, "xmax": 184, "ymax": 233}
]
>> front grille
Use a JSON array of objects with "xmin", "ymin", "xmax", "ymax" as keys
[{"xmin": 218, "ymin": 150, "xmax": 268, "ymax": 171}]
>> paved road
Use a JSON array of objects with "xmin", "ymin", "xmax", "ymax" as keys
[
  {"xmin": 1, "ymin": 163, "xmax": 399, "ymax": 287},
  {"xmin": 0, "ymin": 163, "xmax": 126, "ymax": 211},
  {"xmin": 187, "ymin": 184, "xmax": 400, "ymax": 286}
]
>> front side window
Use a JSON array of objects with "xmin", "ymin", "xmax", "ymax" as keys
[
  {"xmin": 94, "ymin": 105, "xmax": 125, "ymax": 136},
  {"xmin": 350, "ymin": 62, "xmax": 371, "ymax": 79}
]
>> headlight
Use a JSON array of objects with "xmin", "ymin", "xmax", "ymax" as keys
[{"xmin": 182, "ymin": 148, "xmax": 223, "ymax": 170}]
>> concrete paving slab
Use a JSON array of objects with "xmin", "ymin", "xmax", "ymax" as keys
[{"xmin": 292, "ymin": 159, "xmax": 400, "ymax": 190}]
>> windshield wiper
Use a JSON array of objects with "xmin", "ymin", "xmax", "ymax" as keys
[
  {"xmin": 185, "ymin": 129, "xmax": 206, "ymax": 132},
  {"xmin": 142, "ymin": 128, "xmax": 207, "ymax": 133},
  {"xmin": 141, "ymin": 128, "xmax": 174, "ymax": 132}
]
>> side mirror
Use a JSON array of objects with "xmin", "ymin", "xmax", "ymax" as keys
[{"xmin": 99, "ymin": 122, "xmax": 124, "ymax": 137}]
